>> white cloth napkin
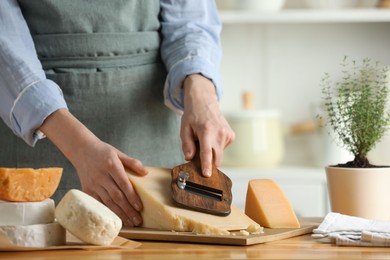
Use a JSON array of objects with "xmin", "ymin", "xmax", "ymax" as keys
[{"xmin": 312, "ymin": 212, "xmax": 390, "ymax": 246}]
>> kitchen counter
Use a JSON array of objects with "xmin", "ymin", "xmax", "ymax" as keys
[{"xmin": 2, "ymin": 233, "xmax": 390, "ymax": 259}]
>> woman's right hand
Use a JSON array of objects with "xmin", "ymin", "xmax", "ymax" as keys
[{"xmin": 39, "ymin": 108, "xmax": 147, "ymax": 227}]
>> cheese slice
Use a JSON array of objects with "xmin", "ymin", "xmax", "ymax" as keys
[
  {"xmin": 0, "ymin": 223, "xmax": 65, "ymax": 247},
  {"xmin": 245, "ymin": 179, "xmax": 300, "ymax": 228},
  {"xmin": 0, "ymin": 167, "xmax": 62, "ymax": 202},
  {"xmin": 55, "ymin": 189, "xmax": 122, "ymax": 246},
  {"xmin": 127, "ymin": 167, "xmax": 263, "ymax": 235},
  {"xmin": 0, "ymin": 199, "xmax": 55, "ymax": 225}
]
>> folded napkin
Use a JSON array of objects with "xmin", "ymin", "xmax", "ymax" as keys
[{"xmin": 312, "ymin": 212, "xmax": 390, "ymax": 247}]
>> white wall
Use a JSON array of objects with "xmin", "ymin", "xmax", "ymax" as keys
[{"xmin": 219, "ymin": 20, "xmax": 390, "ymax": 167}]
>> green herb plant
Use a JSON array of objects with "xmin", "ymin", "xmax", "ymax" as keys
[{"xmin": 321, "ymin": 57, "xmax": 390, "ymax": 167}]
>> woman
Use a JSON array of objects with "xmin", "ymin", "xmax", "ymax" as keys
[{"xmin": 0, "ymin": 0, "xmax": 234, "ymax": 227}]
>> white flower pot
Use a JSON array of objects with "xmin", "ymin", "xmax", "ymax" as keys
[{"xmin": 326, "ymin": 166, "xmax": 390, "ymax": 221}]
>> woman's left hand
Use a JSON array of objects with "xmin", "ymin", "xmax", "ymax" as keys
[{"xmin": 181, "ymin": 74, "xmax": 235, "ymax": 177}]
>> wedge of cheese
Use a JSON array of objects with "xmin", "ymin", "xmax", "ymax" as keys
[
  {"xmin": 245, "ymin": 179, "xmax": 300, "ymax": 228},
  {"xmin": 0, "ymin": 167, "xmax": 62, "ymax": 202},
  {"xmin": 55, "ymin": 189, "xmax": 122, "ymax": 246},
  {"xmin": 0, "ymin": 199, "xmax": 55, "ymax": 225},
  {"xmin": 126, "ymin": 167, "xmax": 263, "ymax": 235},
  {"xmin": 0, "ymin": 223, "xmax": 65, "ymax": 247}
]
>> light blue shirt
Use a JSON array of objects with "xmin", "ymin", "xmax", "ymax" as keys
[{"xmin": 0, "ymin": 0, "xmax": 222, "ymax": 146}]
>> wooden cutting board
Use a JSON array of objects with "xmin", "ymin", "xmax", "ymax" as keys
[{"xmin": 119, "ymin": 223, "xmax": 317, "ymax": 246}]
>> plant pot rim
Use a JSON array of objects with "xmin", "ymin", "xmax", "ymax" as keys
[{"xmin": 325, "ymin": 166, "xmax": 390, "ymax": 171}]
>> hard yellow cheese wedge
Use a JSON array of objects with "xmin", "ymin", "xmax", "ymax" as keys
[
  {"xmin": 245, "ymin": 179, "xmax": 300, "ymax": 228},
  {"xmin": 127, "ymin": 167, "xmax": 263, "ymax": 235},
  {"xmin": 0, "ymin": 168, "xmax": 62, "ymax": 202}
]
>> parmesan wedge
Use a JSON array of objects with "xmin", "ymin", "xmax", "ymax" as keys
[{"xmin": 127, "ymin": 167, "xmax": 263, "ymax": 235}]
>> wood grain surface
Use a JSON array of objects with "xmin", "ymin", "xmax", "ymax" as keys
[
  {"xmin": 119, "ymin": 223, "xmax": 317, "ymax": 245},
  {"xmin": 3, "ymin": 232, "xmax": 390, "ymax": 260}
]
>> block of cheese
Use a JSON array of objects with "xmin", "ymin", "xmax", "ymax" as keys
[
  {"xmin": 245, "ymin": 179, "xmax": 300, "ymax": 228},
  {"xmin": 55, "ymin": 189, "xmax": 122, "ymax": 246},
  {"xmin": 0, "ymin": 167, "xmax": 62, "ymax": 202},
  {"xmin": 0, "ymin": 222, "xmax": 66, "ymax": 247},
  {"xmin": 126, "ymin": 167, "xmax": 263, "ymax": 235},
  {"xmin": 0, "ymin": 199, "xmax": 55, "ymax": 225}
]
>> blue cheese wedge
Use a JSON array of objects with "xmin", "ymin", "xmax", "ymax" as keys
[{"xmin": 55, "ymin": 189, "xmax": 122, "ymax": 245}]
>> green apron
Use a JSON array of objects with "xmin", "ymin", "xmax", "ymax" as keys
[{"xmin": 0, "ymin": 0, "xmax": 183, "ymax": 202}]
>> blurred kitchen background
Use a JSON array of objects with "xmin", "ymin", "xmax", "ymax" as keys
[{"xmin": 217, "ymin": 0, "xmax": 390, "ymax": 217}]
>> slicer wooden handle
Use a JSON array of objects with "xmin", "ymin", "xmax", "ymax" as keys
[
  {"xmin": 171, "ymin": 143, "xmax": 232, "ymax": 216},
  {"xmin": 171, "ymin": 161, "xmax": 232, "ymax": 216}
]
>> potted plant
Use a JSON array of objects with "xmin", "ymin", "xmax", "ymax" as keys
[{"xmin": 321, "ymin": 56, "xmax": 390, "ymax": 221}]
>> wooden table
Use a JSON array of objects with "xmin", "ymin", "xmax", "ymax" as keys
[{"xmin": 1, "ymin": 234, "xmax": 390, "ymax": 259}]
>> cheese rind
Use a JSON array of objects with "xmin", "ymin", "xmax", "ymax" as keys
[
  {"xmin": 127, "ymin": 167, "xmax": 263, "ymax": 235},
  {"xmin": 0, "ymin": 199, "xmax": 55, "ymax": 225},
  {"xmin": 0, "ymin": 167, "xmax": 62, "ymax": 202},
  {"xmin": 0, "ymin": 222, "xmax": 66, "ymax": 247},
  {"xmin": 245, "ymin": 179, "xmax": 300, "ymax": 228},
  {"xmin": 55, "ymin": 189, "xmax": 122, "ymax": 245}
]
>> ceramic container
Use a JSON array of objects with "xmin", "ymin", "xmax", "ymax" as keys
[{"xmin": 223, "ymin": 110, "xmax": 284, "ymax": 168}]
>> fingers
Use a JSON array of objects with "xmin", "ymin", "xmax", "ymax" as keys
[
  {"xmin": 196, "ymin": 126, "xmax": 235, "ymax": 177},
  {"xmin": 181, "ymin": 124, "xmax": 196, "ymax": 161},
  {"xmin": 198, "ymin": 138, "xmax": 213, "ymax": 177},
  {"xmin": 83, "ymin": 149, "xmax": 147, "ymax": 227},
  {"xmin": 212, "ymin": 143, "xmax": 224, "ymax": 167},
  {"xmin": 181, "ymin": 124, "xmax": 221, "ymax": 177},
  {"xmin": 91, "ymin": 186, "xmax": 142, "ymax": 227},
  {"xmin": 181, "ymin": 119, "xmax": 235, "ymax": 177},
  {"xmin": 110, "ymin": 156, "xmax": 144, "ymax": 211},
  {"xmin": 183, "ymin": 130, "xmax": 232, "ymax": 177},
  {"xmin": 212, "ymin": 127, "xmax": 236, "ymax": 167},
  {"xmin": 118, "ymin": 149, "xmax": 148, "ymax": 176}
]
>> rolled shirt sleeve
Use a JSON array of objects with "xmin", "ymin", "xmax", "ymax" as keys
[
  {"xmin": 0, "ymin": 0, "xmax": 67, "ymax": 146},
  {"xmin": 160, "ymin": 0, "xmax": 223, "ymax": 113}
]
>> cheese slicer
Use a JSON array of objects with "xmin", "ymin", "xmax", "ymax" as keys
[{"xmin": 171, "ymin": 144, "xmax": 232, "ymax": 216}]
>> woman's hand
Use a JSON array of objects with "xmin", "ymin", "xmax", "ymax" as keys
[
  {"xmin": 72, "ymin": 140, "xmax": 147, "ymax": 227},
  {"xmin": 181, "ymin": 74, "xmax": 235, "ymax": 177},
  {"xmin": 39, "ymin": 109, "xmax": 147, "ymax": 227}
]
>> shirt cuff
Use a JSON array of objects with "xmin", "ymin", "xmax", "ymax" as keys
[
  {"xmin": 164, "ymin": 55, "xmax": 222, "ymax": 114},
  {"xmin": 10, "ymin": 79, "xmax": 68, "ymax": 146}
]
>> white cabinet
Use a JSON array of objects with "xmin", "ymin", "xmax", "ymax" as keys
[{"xmin": 221, "ymin": 166, "xmax": 329, "ymax": 218}]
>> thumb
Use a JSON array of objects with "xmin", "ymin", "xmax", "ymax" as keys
[{"xmin": 118, "ymin": 150, "xmax": 148, "ymax": 176}]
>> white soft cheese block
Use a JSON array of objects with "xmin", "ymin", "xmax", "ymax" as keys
[
  {"xmin": 55, "ymin": 189, "xmax": 122, "ymax": 245},
  {"xmin": 0, "ymin": 199, "xmax": 55, "ymax": 226},
  {"xmin": 126, "ymin": 167, "xmax": 263, "ymax": 235},
  {"xmin": 0, "ymin": 222, "xmax": 65, "ymax": 247}
]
